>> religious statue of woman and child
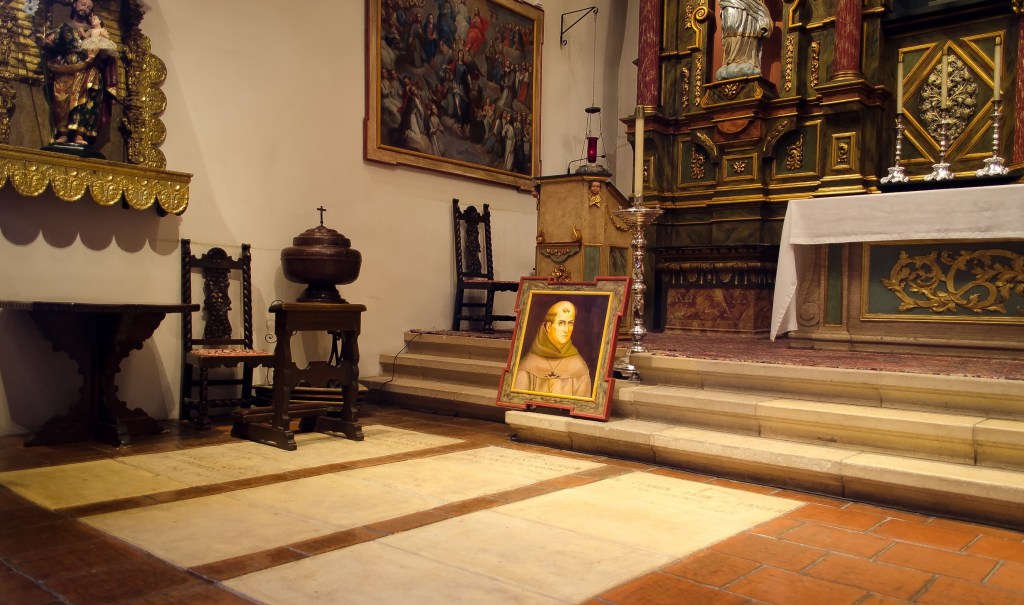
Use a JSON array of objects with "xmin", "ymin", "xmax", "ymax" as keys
[{"xmin": 36, "ymin": 0, "xmax": 120, "ymax": 158}]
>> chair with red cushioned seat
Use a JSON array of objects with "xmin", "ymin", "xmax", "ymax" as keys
[{"xmin": 180, "ymin": 239, "xmax": 274, "ymax": 429}]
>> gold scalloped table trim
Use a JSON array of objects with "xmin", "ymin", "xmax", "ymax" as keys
[{"xmin": 0, "ymin": 144, "xmax": 191, "ymax": 214}]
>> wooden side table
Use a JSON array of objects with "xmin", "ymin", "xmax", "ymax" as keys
[
  {"xmin": 0, "ymin": 300, "xmax": 197, "ymax": 447},
  {"xmin": 232, "ymin": 302, "xmax": 366, "ymax": 450}
]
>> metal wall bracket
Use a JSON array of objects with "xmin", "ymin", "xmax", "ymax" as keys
[{"xmin": 560, "ymin": 6, "xmax": 598, "ymax": 47}]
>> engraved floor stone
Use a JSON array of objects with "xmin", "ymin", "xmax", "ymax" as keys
[{"xmin": 0, "ymin": 460, "xmax": 189, "ymax": 509}]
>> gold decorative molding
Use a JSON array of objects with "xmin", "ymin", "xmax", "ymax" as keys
[
  {"xmin": 0, "ymin": 144, "xmax": 191, "ymax": 214},
  {"xmin": 786, "ymin": 134, "xmax": 804, "ymax": 171},
  {"xmin": 680, "ymin": 66, "xmax": 690, "ymax": 111},
  {"xmin": 810, "ymin": 40, "xmax": 821, "ymax": 88},
  {"xmin": 538, "ymin": 246, "xmax": 580, "ymax": 264},
  {"xmin": 882, "ymin": 249, "xmax": 1024, "ymax": 316},
  {"xmin": 691, "ymin": 148, "xmax": 706, "ymax": 180},
  {"xmin": 694, "ymin": 52, "xmax": 704, "ymax": 101},
  {"xmin": 731, "ymin": 159, "xmax": 748, "ymax": 174},
  {"xmin": 550, "ymin": 264, "xmax": 572, "ymax": 282},
  {"xmin": 783, "ymin": 34, "xmax": 796, "ymax": 92},
  {"xmin": 719, "ymin": 82, "xmax": 742, "ymax": 99}
]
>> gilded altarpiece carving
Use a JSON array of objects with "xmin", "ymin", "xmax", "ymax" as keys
[
  {"xmin": 0, "ymin": 0, "xmax": 190, "ymax": 214},
  {"xmin": 645, "ymin": 0, "xmax": 1019, "ymax": 337}
]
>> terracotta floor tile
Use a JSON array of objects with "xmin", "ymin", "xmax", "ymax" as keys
[
  {"xmin": 8, "ymin": 537, "xmax": 147, "ymax": 581},
  {"xmin": 916, "ymin": 575, "xmax": 1024, "ymax": 605},
  {"xmin": 967, "ymin": 536, "xmax": 1024, "ymax": 566},
  {"xmin": 927, "ymin": 518, "xmax": 1024, "ymax": 542},
  {"xmin": 662, "ymin": 549, "xmax": 761, "ymax": 587},
  {"xmin": 647, "ymin": 467, "xmax": 713, "ymax": 483},
  {"xmin": 0, "ymin": 485, "xmax": 31, "ymax": 510},
  {"xmin": 576, "ymin": 464, "xmax": 633, "ymax": 480},
  {"xmin": 365, "ymin": 508, "xmax": 450, "ymax": 534},
  {"xmin": 769, "ymin": 489, "xmax": 846, "ymax": 508},
  {"xmin": 599, "ymin": 457, "xmax": 656, "ymax": 471},
  {"xmin": 871, "ymin": 518, "xmax": 978, "ymax": 551},
  {"xmin": 145, "ymin": 483, "xmax": 234, "ymax": 504},
  {"xmin": 1, "ymin": 568, "xmax": 59, "ymax": 605},
  {"xmin": 598, "ymin": 571, "xmax": 747, "ymax": 605},
  {"xmin": 844, "ymin": 502, "xmax": 932, "ymax": 524},
  {"xmin": 0, "ymin": 519, "xmax": 102, "ymax": 558},
  {"xmin": 782, "ymin": 522, "xmax": 892, "ymax": 559},
  {"xmin": 43, "ymin": 561, "xmax": 198, "ymax": 605},
  {"xmin": 2, "ymin": 505, "xmax": 65, "ymax": 528},
  {"xmin": 711, "ymin": 533, "xmax": 827, "ymax": 572},
  {"xmin": 707, "ymin": 478, "xmax": 778, "ymax": 495},
  {"xmin": 857, "ymin": 595, "xmax": 914, "ymax": 605},
  {"xmin": 431, "ymin": 495, "xmax": 503, "ymax": 517},
  {"xmin": 288, "ymin": 526, "xmax": 386, "ymax": 556},
  {"xmin": 877, "ymin": 542, "xmax": 997, "ymax": 581},
  {"xmin": 804, "ymin": 554, "xmax": 932, "ymax": 600},
  {"xmin": 750, "ymin": 517, "xmax": 804, "ymax": 538},
  {"xmin": 725, "ymin": 566, "xmax": 867, "ymax": 605},
  {"xmin": 118, "ymin": 582, "xmax": 257, "ymax": 604},
  {"xmin": 786, "ymin": 503, "xmax": 885, "ymax": 531},
  {"xmin": 987, "ymin": 561, "xmax": 1024, "ymax": 594},
  {"xmin": 190, "ymin": 547, "xmax": 307, "ymax": 582}
]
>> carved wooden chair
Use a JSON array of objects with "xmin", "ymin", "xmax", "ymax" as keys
[
  {"xmin": 452, "ymin": 198, "xmax": 519, "ymax": 332},
  {"xmin": 180, "ymin": 239, "xmax": 274, "ymax": 429}
]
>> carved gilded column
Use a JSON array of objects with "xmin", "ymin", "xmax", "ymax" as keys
[
  {"xmin": 832, "ymin": 0, "xmax": 863, "ymax": 80},
  {"xmin": 637, "ymin": 0, "xmax": 661, "ymax": 106},
  {"xmin": 1014, "ymin": 6, "xmax": 1024, "ymax": 165}
]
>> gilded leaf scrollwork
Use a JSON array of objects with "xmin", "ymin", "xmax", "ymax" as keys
[
  {"xmin": 680, "ymin": 66, "xmax": 690, "ymax": 110},
  {"xmin": 691, "ymin": 148, "xmax": 706, "ymax": 180},
  {"xmin": 882, "ymin": 249, "xmax": 1024, "ymax": 315},
  {"xmin": 786, "ymin": 134, "xmax": 804, "ymax": 170},
  {"xmin": 920, "ymin": 53, "xmax": 977, "ymax": 142},
  {"xmin": 783, "ymin": 34, "xmax": 795, "ymax": 92},
  {"xmin": 810, "ymin": 40, "xmax": 820, "ymax": 88}
]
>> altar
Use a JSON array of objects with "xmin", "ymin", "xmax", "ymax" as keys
[{"xmin": 771, "ymin": 184, "xmax": 1024, "ymax": 357}]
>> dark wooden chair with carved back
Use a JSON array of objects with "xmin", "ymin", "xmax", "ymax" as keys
[
  {"xmin": 452, "ymin": 198, "xmax": 519, "ymax": 332},
  {"xmin": 180, "ymin": 239, "xmax": 275, "ymax": 429}
]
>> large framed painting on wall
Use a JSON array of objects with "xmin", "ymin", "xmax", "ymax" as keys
[{"xmin": 366, "ymin": 0, "xmax": 543, "ymax": 189}]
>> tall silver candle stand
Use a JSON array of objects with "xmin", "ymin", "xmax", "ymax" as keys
[
  {"xmin": 612, "ymin": 195, "xmax": 663, "ymax": 382},
  {"xmin": 925, "ymin": 109, "xmax": 955, "ymax": 181},
  {"xmin": 976, "ymin": 99, "xmax": 1010, "ymax": 176},
  {"xmin": 881, "ymin": 113, "xmax": 910, "ymax": 184}
]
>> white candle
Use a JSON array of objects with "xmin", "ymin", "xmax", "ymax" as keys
[
  {"xmin": 941, "ymin": 51, "xmax": 948, "ymax": 109},
  {"xmin": 633, "ymin": 106, "xmax": 644, "ymax": 197},
  {"xmin": 896, "ymin": 57, "xmax": 904, "ymax": 114},
  {"xmin": 994, "ymin": 37, "xmax": 1002, "ymax": 102}
]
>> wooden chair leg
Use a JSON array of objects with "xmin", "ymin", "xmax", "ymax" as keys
[
  {"xmin": 195, "ymin": 366, "xmax": 211, "ymax": 430},
  {"xmin": 482, "ymin": 289, "xmax": 497, "ymax": 333}
]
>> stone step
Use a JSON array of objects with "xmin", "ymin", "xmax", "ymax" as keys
[
  {"xmin": 377, "ymin": 352, "xmax": 507, "ymax": 387},
  {"xmin": 360, "ymin": 375, "xmax": 504, "ymax": 422},
  {"xmin": 505, "ymin": 411, "xmax": 1024, "ymax": 530},
  {"xmin": 400, "ymin": 332, "xmax": 513, "ymax": 363},
  {"xmin": 630, "ymin": 353, "xmax": 1024, "ymax": 421},
  {"xmin": 615, "ymin": 383, "xmax": 1024, "ymax": 470}
]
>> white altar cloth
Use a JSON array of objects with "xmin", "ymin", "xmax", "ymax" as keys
[{"xmin": 770, "ymin": 184, "xmax": 1024, "ymax": 340}]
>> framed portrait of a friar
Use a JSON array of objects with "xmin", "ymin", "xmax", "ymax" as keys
[
  {"xmin": 498, "ymin": 277, "xmax": 628, "ymax": 421},
  {"xmin": 365, "ymin": 0, "xmax": 543, "ymax": 189}
]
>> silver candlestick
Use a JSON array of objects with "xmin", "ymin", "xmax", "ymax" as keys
[
  {"xmin": 881, "ymin": 113, "xmax": 910, "ymax": 184},
  {"xmin": 612, "ymin": 194, "xmax": 663, "ymax": 382},
  {"xmin": 976, "ymin": 99, "xmax": 1009, "ymax": 177},
  {"xmin": 925, "ymin": 109, "xmax": 955, "ymax": 181}
]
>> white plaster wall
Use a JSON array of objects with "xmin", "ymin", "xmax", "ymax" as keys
[{"xmin": 0, "ymin": 0, "xmax": 637, "ymax": 436}]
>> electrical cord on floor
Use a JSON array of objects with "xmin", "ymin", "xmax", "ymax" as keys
[{"xmin": 379, "ymin": 331, "xmax": 424, "ymax": 391}]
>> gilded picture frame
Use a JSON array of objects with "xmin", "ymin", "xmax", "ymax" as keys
[
  {"xmin": 366, "ymin": 0, "xmax": 543, "ymax": 190},
  {"xmin": 498, "ymin": 277, "xmax": 628, "ymax": 421}
]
